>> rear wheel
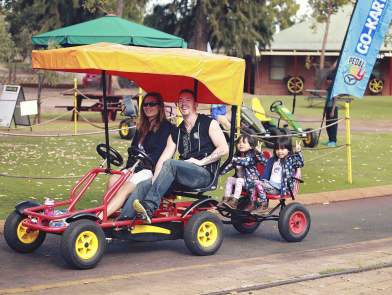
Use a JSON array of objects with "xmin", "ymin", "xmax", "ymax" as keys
[
  {"xmin": 184, "ymin": 212, "xmax": 223, "ymax": 256},
  {"xmin": 60, "ymin": 220, "xmax": 106, "ymax": 269},
  {"xmin": 119, "ymin": 119, "xmax": 136, "ymax": 140},
  {"xmin": 278, "ymin": 203, "xmax": 310, "ymax": 242},
  {"xmin": 4, "ymin": 211, "xmax": 46, "ymax": 253},
  {"xmin": 303, "ymin": 128, "xmax": 318, "ymax": 148},
  {"xmin": 232, "ymin": 218, "xmax": 260, "ymax": 234}
]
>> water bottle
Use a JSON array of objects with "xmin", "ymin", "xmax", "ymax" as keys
[{"xmin": 44, "ymin": 198, "xmax": 54, "ymax": 216}]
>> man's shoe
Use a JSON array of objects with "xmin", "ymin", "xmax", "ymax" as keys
[
  {"xmin": 327, "ymin": 141, "xmax": 337, "ymax": 148},
  {"xmin": 133, "ymin": 199, "xmax": 151, "ymax": 224}
]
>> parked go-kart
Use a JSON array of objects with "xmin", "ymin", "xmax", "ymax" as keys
[
  {"xmin": 218, "ymin": 150, "xmax": 311, "ymax": 242},
  {"xmin": 4, "ymin": 43, "xmax": 245, "ymax": 269},
  {"xmin": 241, "ymin": 98, "xmax": 318, "ymax": 148}
]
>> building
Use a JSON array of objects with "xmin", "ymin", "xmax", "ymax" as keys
[{"xmin": 255, "ymin": 4, "xmax": 392, "ymax": 96}]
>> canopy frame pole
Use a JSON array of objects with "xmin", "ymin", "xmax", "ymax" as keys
[
  {"xmin": 220, "ymin": 105, "xmax": 237, "ymax": 173},
  {"xmin": 102, "ymin": 70, "xmax": 111, "ymax": 172},
  {"xmin": 193, "ymin": 79, "xmax": 198, "ymax": 98}
]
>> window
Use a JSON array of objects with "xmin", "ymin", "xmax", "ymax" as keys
[{"xmin": 270, "ymin": 56, "xmax": 286, "ymax": 80}]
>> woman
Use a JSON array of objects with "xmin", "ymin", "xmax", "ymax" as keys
[{"xmin": 99, "ymin": 92, "xmax": 173, "ymax": 219}]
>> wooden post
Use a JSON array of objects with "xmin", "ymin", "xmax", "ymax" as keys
[{"xmin": 73, "ymin": 78, "xmax": 78, "ymax": 135}]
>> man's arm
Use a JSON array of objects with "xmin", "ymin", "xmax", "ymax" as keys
[
  {"xmin": 152, "ymin": 135, "xmax": 176, "ymax": 182},
  {"xmin": 187, "ymin": 119, "xmax": 229, "ymax": 166}
]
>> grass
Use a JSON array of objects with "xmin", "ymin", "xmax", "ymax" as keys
[{"xmin": 0, "ymin": 95, "xmax": 391, "ymax": 218}]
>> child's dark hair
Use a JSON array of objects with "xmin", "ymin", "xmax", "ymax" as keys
[
  {"xmin": 236, "ymin": 134, "xmax": 256, "ymax": 150},
  {"xmin": 273, "ymin": 137, "xmax": 292, "ymax": 157}
]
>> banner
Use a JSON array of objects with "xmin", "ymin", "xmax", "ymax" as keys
[{"xmin": 331, "ymin": 0, "xmax": 392, "ymax": 99}]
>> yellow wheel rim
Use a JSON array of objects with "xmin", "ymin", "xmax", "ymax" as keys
[
  {"xmin": 304, "ymin": 134, "xmax": 312, "ymax": 145},
  {"xmin": 75, "ymin": 231, "xmax": 99, "ymax": 260},
  {"xmin": 17, "ymin": 219, "xmax": 39, "ymax": 244},
  {"xmin": 120, "ymin": 123, "xmax": 129, "ymax": 136},
  {"xmin": 369, "ymin": 79, "xmax": 383, "ymax": 93},
  {"xmin": 287, "ymin": 77, "xmax": 304, "ymax": 94},
  {"xmin": 197, "ymin": 221, "xmax": 218, "ymax": 248}
]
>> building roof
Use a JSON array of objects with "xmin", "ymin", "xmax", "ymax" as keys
[{"xmin": 262, "ymin": 4, "xmax": 392, "ymax": 56}]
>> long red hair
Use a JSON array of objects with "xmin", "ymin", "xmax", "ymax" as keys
[{"xmin": 137, "ymin": 92, "xmax": 166, "ymax": 144}]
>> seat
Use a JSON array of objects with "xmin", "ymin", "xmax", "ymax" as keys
[{"xmin": 172, "ymin": 161, "xmax": 220, "ymax": 194}]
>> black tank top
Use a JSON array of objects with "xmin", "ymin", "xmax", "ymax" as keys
[{"xmin": 172, "ymin": 114, "xmax": 217, "ymax": 174}]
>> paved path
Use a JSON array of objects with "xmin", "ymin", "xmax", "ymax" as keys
[{"xmin": 1, "ymin": 196, "xmax": 392, "ymax": 294}]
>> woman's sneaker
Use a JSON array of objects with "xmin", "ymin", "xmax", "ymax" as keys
[
  {"xmin": 133, "ymin": 199, "xmax": 152, "ymax": 224},
  {"xmin": 251, "ymin": 201, "xmax": 269, "ymax": 216}
]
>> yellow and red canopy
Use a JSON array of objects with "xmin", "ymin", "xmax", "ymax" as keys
[{"xmin": 32, "ymin": 43, "xmax": 245, "ymax": 105}]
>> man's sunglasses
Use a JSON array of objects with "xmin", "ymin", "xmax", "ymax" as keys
[{"xmin": 142, "ymin": 102, "xmax": 160, "ymax": 107}]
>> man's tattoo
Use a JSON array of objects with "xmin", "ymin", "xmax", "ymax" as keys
[{"xmin": 202, "ymin": 150, "xmax": 221, "ymax": 165}]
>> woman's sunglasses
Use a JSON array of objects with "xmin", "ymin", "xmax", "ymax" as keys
[{"xmin": 142, "ymin": 102, "xmax": 159, "ymax": 107}]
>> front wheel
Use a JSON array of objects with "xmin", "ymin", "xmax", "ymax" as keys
[
  {"xmin": 278, "ymin": 203, "xmax": 311, "ymax": 242},
  {"xmin": 60, "ymin": 220, "xmax": 106, "ymax": 269},
  {"xmin": 184, "ymin": 212, "xmax": 224, "ymax": 256},
  {"xmin": 4, "ymin": 211, "xmax": 46, "ymax": 253},
  {"xmin": 303, "ymin": 128, "xmax": 318, "ymax": 148}
]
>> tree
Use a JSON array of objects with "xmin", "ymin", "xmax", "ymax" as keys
[
  {"xmin": 144, "ymin": 0, "xmax": 299, "ymax": 57},
  {"xmin": 82, "ymin": 0, "xmax": 148, "ymax": 22},
  {"xmin": 309, "ymin": 0, "xmax": 353, "ymax": 70},
  {"xmin": 0, "ymin": 14, "xmax": 17, "ymax": 83}
]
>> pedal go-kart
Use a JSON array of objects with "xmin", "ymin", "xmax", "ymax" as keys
[
  {"xmin": 241, "ymin": 98, "xmax": 318, "ymax": 148},
  {"xmin": 218, "ymin": 151, "xmax": 311, "ymax": 242},
  {"xmin": 4, "ymin": 43, "xmax": 245, "ymax": 269}
]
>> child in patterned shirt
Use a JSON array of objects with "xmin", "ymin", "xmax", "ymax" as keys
[
  {"xmin": 252, "ymin": 137, "xmax": 304, "ymax": 216},
  {"xmin": 219, "ymin": 134, "xmax": 267, "ymax": 209}
]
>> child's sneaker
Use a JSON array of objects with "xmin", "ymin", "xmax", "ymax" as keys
[
  {"xmin": 133, "ymin": 199, "xmax": 151, "ymax": 224},
  {"xmin": 218, "ymin": 196, "xmax": 230, "ymax": 207},
  {"xmin": 224, "ymin": 197, "xmax": 238, "ymax": 209},
  {"xmin": 251, "ymin": 201, "xmax": 269, "ymax": 216}
]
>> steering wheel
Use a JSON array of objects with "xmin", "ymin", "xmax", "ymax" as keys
[
  {"xmin": 96, "ymin": 144, "xmax": 124, "ymax": 167},
  {"xmin": 128, "ymin": 146, "xmax": 154, "ymax": 168},
  {"xmin": 270, "ymin": 100, "xmax": 283, "ymax": 113}
]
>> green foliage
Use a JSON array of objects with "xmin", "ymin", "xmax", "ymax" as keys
[
  {"xmin": 0, "ymin": 15, "xmax": 16, "ymax": 64},
  {"xmin": 145, "ymin": 0, "xmax": 299, "ymax": 57},
  {"xmin": 309, "ymin": 0, "xmax": 352, "ymax": 23},
  {"xmin": 82, "ymin": 0, "xmax": 148, "ymax": 22}
]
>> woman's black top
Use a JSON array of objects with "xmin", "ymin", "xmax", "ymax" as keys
[{"xmin": 126, "ymin": 120, "xmax": 173, "ymax": 172}]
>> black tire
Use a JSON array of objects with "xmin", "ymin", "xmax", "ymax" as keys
[
  {"xmin": 303, "ymin": 128, "xmax": 318, "ymax": 148},
  {"xmin": 119, "ymin": 119, "xmax": 136, "ymax": 140},
  {"xmin": 60, "ymin": 220, "xmax": 106, "ymax": 269},
  {"xmin": 184, "ymin": 212, "xmax": 224, "ymax": 256},
  {"xmin": 265, "ymin": 126, "xmax": 281, "ymax": 148},
  {"xmin": 4, "ymin": 211, "xmax": 46, "ymax": 253},
  {"xmin": 278, "ymin": 203, "xmax": 311, "ymax": 242},
  {"xmin": 232, "ymin": 218, "xmax": 260, "ymax": 234}
]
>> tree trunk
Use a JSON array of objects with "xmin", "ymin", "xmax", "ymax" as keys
[
  {"xmin": 320, "ymin": 1, "xmax": 333, "ymax": 70},
  {"xmin": 116, "ymin": 0, "xmax": 124, "ymax": 17},
  {"xmin": 36, "ymin": 74, "xmax": 44, "ymax": 124},
  {"xmin": 8, "ymin": 62, "xmax": 12, "ymax": 84},
  {"xmin": 12, "ymin": 62, "xmax": 16, "ymax": 83},
  {"xmin": 191, "ymin": 1, "xmax": 208, "ymax": 51}
]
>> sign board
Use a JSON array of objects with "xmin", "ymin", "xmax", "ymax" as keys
[
  {"xmin": 20, "ymin": 100, "xmax": 38, "ymax": 116},
  {"xmin": 0, "ymin": 85, "xmax": 31, "ymax": 127}
]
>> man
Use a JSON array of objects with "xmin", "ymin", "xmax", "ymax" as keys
[
  {"xmin": 324, "ymin": 71, "xmax": 338, "ymax": 148},
  {"xmin": 119, "ymin": 89, "xmax": 229, "ymax": 223}
]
